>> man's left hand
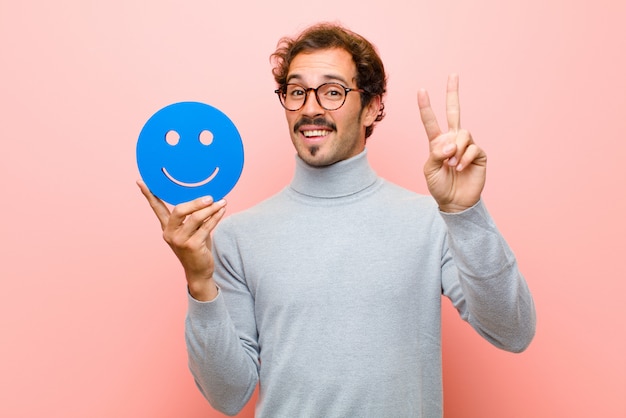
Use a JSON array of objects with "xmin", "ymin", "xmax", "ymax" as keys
[{"xmin": 418, "ymin": 74, "xmax": 487, "ymax": 213}]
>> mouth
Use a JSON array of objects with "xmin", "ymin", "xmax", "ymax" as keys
[
  {"xmin": 162, "ymin": 167, "xmax": 219, "ymax": 187},
  {"xmin": 295, "ymin": 118, "xmax": 336, "ymax": 141},
  {"xmin": 301, "ymin": 129, "xmax": 332, "ymax": 139}
]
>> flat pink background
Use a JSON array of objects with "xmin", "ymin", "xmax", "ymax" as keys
[{"xmin": 1, "ymin": 1, "xmax": 624, "ymax": 417}]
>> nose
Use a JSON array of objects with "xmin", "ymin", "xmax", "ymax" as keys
[{"xmin": 300, "ymin": 89, "xmax": 324, "ymax": 116}]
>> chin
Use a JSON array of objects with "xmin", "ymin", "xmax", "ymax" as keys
[{"xmin": 298, "ymin": 149, "xmax": 334, "ymax": 167}]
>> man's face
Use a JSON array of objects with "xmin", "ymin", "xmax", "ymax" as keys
[{"xmin": 284, "ymin": 48, "xmax": 378, "ymax": 167}]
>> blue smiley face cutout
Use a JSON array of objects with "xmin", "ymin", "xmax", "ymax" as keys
[{"xmin": 137, "ymin": 102, "xmax": 244, "ymax": 205}]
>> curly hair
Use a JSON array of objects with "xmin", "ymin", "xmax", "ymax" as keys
[{"xmin": 270, "ymin": 23, "xmax": 387, "ymax": 139}]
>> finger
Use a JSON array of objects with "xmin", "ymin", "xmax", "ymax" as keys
[
  {"xmin": 168, "ymin": 194, "xmax": 218, "ymax": 226},
  {"xmin": 417, "ymin": 88, "xmax": 442, "ymax": 141},
  {"xmin": 446, "ymin": 129, "xmax": 472, "ymax": 168},
  {"xmin": 172, "ymin": 203, "xmax": 226, "ymax": 256},
  {"xmin": 198, "ymin": 205, "xmax": 227, "ymax": 245},
  {"xmin": 455, "ymin": 143, "xmax": 482, "ymax": 171},
  {"xmin": 175, "ymin": 199, "xmax": 226, "ymax": 240},
  {"xmin": 425, "ymin": 132, "xmax": 457, "ymax": 167},
  {"xmin": 446, "ymin": 73, "xmax": 461, "ymax": 132},
  {"xmin": 137, "ymin": 180, "xmax": 171, "ymax": 230}
]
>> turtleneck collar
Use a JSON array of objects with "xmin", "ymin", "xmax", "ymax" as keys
[{"xmin": 289, "ymin": 150, "xmax": 379, "ymax": 199}]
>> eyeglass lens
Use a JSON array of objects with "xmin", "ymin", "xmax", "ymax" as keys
[{"xmin": 282, "ymin": 83, "xmax": 347, "ymax": 111}]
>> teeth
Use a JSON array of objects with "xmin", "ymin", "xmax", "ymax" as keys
[{"xmin": 302, "ymin": 130, "xmax": 329, "ymax": 138}]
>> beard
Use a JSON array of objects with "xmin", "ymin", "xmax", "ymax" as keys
[{"xmin": 308, "ymin": 145, "xmax": 320, "ymax": 156}]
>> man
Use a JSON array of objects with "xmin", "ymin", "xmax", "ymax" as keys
[{"xmin": 138, "ymin": 23, "xmax": 536, "ymax": 417}]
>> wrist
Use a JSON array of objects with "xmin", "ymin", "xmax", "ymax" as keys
[
  {"xmin": 187, "ymin": 276, "xmax": 219, "ymax": 302},
  {"xmin": 438, "ymin": 203, "xmax": 468, "ymax": 214},
  {"xmin": 438, "ymin": 198, "xmax": 481, "ymax": 214}
]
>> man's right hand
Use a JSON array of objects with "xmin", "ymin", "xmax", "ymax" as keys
[{"xmin": 137, "ymin": 180, "xmax": 227, "ymax": 301}]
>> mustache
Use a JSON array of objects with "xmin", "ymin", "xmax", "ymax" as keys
[{"xmin": 294, "ymin": 117, "xmax": 336, "ymax": 133}]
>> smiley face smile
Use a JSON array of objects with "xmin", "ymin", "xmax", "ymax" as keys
[{"xmin": 161, "ymin": 166, "xmax": 220, "ymax": 188}]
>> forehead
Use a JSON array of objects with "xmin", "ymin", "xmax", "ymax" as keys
[{"xmin": 287, "ymin": 48, "xmax": 357, "ymax": 85}]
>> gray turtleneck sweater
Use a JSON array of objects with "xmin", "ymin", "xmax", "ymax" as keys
[{"xmin": 185, "ymin": 150, "xmax": 536, "ymax": 417}]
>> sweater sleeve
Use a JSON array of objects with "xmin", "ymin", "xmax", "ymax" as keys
[
  {"xmin": 185, "ymin": 221, "xmax": 259, "ymax": 416},
  {"xmin": 440, "ymin": 199, "xmax": 536, "ymax": 352}
]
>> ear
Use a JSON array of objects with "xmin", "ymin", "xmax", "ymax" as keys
[{"xmin": 362, "ymin": 95, "xmax": 381, "ymax": 127}]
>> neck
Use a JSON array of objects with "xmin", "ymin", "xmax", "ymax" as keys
[{"xmin": 289, "ymin": 150, "xmax": 378, "ymax": 198}]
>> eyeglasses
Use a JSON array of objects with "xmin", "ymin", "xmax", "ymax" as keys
[{"xmin": 274, "ymin": 82, "xmax": 365, "ymax": 111}]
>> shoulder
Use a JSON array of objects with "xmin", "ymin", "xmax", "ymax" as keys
[
  {"xmin": 379, "ymin": 179, "xmax": 438, "ymax": 210},
  {"xmin": 215, "ymin": 188, "xmax": 290, "ymax": 236},
  {"xmin": 373, "ymin": 180, "xmax": 448, "ymax": 233}
]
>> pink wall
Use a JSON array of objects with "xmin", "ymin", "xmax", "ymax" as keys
[{"xmin": 1, "ymin": 1, "xmax": 624, "ymax": 416}]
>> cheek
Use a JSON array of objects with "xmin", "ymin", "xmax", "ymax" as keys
[
  {"xmin": 339, "ymin": 110, "xmax": 364, "ymax": 131},
  {"xmin": 340, "ymin": 101, "xmax": 366, "ymax": 126}
]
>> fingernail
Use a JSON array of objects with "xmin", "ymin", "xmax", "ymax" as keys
[
  {"xmin": 202, "ymin": 196, "xmax": 214, "ymax": 204},
  {"xmin": 456, "ymin": 163, "xmax": 463, "ymax": 171},
  {"xmin": 448, "ymin": 156, "xmax": 458, "ymax": 166}
]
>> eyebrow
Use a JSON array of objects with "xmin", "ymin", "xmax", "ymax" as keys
[{"xmin": 286, "ymin": 73, "xmax": 352, "ymax": 86}]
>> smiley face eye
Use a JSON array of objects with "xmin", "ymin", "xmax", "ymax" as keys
[
  {"xmin": 165, "ymin": 130, "xmax": 180, "ymax": 146},
  {"xmin": 199, "ymin": 130, "xmax": 214, "ymax": 146}
]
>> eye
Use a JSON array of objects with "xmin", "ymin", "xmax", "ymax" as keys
[
  {"xmin": 199, "ymin": 130, "xmax": 214, "ymax": 146},
  {"xmin": 165, "ymin": 130, "xmax": 180, "ymax": 146},
  {"xmin": 322, "ymin": 84, "xmax": 345, "ymax": 99},
  {"xmin": 287, "ymin": 85, "xmax": 305, "ymax": 97}
]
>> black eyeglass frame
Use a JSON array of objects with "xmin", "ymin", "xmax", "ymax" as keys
[{"xmin": 274, "ymin": 82, "xmax": 366, "ymax": 111}]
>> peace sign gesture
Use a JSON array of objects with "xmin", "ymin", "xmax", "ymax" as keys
[{"xmin": 418, "ymin": 74, "xmax": 487, "ymax": 213}]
